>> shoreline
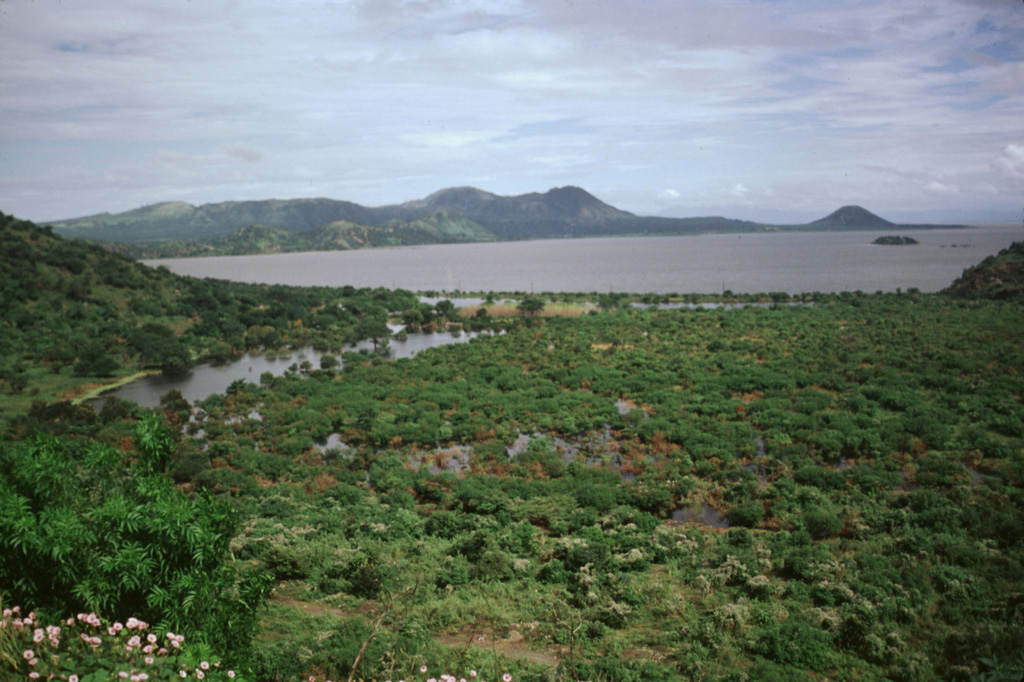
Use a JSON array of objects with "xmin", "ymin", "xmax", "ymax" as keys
[{"xmin": 71, "ymin": 370, "xmax": 162, "ymax": 406}]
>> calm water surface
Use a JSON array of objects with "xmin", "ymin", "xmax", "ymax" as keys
[
  {"xmin": 149, "ymin": 225, "xmax": 1020, "ymax": 295},
  {"xmin": 100, "ymin": 329, "xmax": 490, "ymax": 409}
]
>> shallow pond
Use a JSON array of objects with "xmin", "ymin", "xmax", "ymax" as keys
[{"xmin": 96, "ymin": 329, "xmax": 493, "ymax": 409}]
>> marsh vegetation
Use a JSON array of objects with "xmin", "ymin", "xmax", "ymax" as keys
[{"xmin": 2, "ymin": 212, "xmax": 1023, "ymax": 681}]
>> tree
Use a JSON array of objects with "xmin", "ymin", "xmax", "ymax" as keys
[
  {"xmin": 354, "ymin": 316, "xmax": 392, "ymax": 353},
  {"xmin": 128, "ymin": 323, "xmax": 190, "ymax": 372},
  {"xmin": 0, "ymin": 421, "xmax": 271, "ymax": 665},
  {"xmin": 73, "ymin": 342, "xmax": 118, "ymax": 377},
  {"xmin": 518, "ymin": 296, "xmax": 545, "ymax": 317},
  {"xmin": 434, "ymin": 299, "xmax": 457, "ymax": 319}
]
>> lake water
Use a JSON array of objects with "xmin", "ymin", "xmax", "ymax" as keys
[
  {"xmin": 98, "ymin": 328, "xmax": 491, "ymax": 409},
  {"xmin": 148, "ymin": 224, "xmax": 1020, "ymax": 295}
]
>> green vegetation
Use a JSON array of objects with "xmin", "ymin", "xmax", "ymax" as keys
[
  {"xmin": 102, "ymin": 211, "xmax": 496, "ymax": 259},
  {"xmin": 48, "ymin": 189, "xmax": 968, "ymax": 259},
  {"xmin": 0, "ymin": 211, "xmax": 427, "ymax": 423},
  {"xmin": 2, "ymin": 211, "xmax": 1023, "ymax": 681},
  {"xmin": 946, "ymin": 240, "xmax": 1024, "ymax": 301}
]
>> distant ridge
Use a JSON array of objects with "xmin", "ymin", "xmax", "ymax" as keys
[
  {"xmin": 45, "ymin": 188, "xmax": 973, "ymax": 257},
  {"xmin": 810, "ymin": 205, "xmax": 894, "ymax": 229},
  {"xmin": 404, "ymin": 185, "xmax": 634, "ymax": 222}
]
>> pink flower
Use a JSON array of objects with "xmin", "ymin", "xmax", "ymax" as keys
[
  {"xmin": 200, "ymin": 661, "xmax": 210, "ymax": 670},
  {"xmin": 28, "ymin": 674, "xmax": 39, "ymax": 680},
  {"xmin": 22, "ymin": 649, "xmax": 35, "ymax": 660},
  {"xmin": 503, "ymin": 675, "xmax": 512, "ymax": 682},
  {"xmin": 470, "ymin": 672, "xmax": 477, "ymax": 679},
  {"xmin": 421, "ymin": 666, "xmax": 429, "ymax": 673},
  {"xmin": 179, "ymin": 672, "xmax": 187, "ymax": 679},
  {"xmin": 145, "ymin": 656, "xmax": 154, "ymax": 665},
  {"xmin": 197, "ymin": 673, "xmax": 205, "ymax": 681},
  {"xmin": 227, "ymin": 672, "xmax": 235, "ymax": 679},
  {"xmin": 147, "ymin": 633, "xmax": 157, "ymax": 644},
  {"xmin": 70, "ymin": 676, "xmax": 79, "ymax": 682},
  {"xmin": 33, "ymin": 629, "xmax": 44, "ymax": 642},
  {"xmin": 120, "ymin": 673, "xmax": 129, "ymax": 679}
]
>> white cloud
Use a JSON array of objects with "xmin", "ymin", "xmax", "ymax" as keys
[
  {"xmin": 992, "ymin": 143, "xmax": 1024, "ymax": 180},
  {"xmin": 1, "ymin": 0, "xmax": 1022, "ymax": 221}
]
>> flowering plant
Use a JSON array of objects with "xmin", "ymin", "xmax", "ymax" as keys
[
  {"xmin": 303, "ymin": 667, "xmax": 511, "ymax": 682},
  {"xmin": 1, "ymin": 605, "xmax": 243, "ymax": 682}
]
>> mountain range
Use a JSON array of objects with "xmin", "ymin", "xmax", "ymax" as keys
[{"xmin": 46, "ymin": 186, "xmax": 970, "ymax": 258}]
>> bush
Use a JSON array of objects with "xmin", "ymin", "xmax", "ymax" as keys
[
  {"xmin": 802, "ymin": 508, "xmax": 842, "ymax": 539},
  {"xmin": 751, "ymin": 618, "xmax": 836, "ymax": 672},
  {"xmin": 0, "ymin": 425, "xmax": 271, "ymax": 665},
  {"xmin": 728, "ymin": 500, "xmax": 765, "ymax": 528}
]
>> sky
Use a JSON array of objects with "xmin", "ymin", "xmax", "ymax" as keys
[{"xmin": 1, "ymin": 0, "xmax": 1022, "ymax": 224}]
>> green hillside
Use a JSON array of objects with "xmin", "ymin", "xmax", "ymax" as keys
[
  {"xmin": 0, "ymin": 210, "xmax": 420, "ymax": 422},
  {"xmin": 49, "ymin": 188, "xmax": 973, "ymax": 258},
  {"xmin": 945, "ymin": 240, "xmax": 1024, "ymax": 300},
  {"xmin": 98, "ymin": 211, "xmax": 497, "ymax": 259},
  {"xmin": 49, "ymin": 197, "xmax": 378, "ymax": 244}
]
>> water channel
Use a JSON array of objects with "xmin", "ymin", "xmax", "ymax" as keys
[{"xmin": 97, "ymin": 327, "xmax": 492, "ymax": 409}]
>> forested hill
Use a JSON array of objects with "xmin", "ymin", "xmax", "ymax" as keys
[
  {"xmin": 0, "ymin": 210, "xmax": 420, "ymax": 419},
  {"xmin": 48, "ymin": 187, "xmax": 970, "ymax": 256},
  {"xmin": 809, "ymin": 205, "xmax": 894, "ymax": 229},
  {"xmin": 101, "ymin": 210, "xmax": 497, "ymax": 259},
  {"xmin": 48, "ymin": 186, "xmax": 765, "ymax": 247},
  {"xmin": 944, "ymin": 240, "xmax": 1024, "ymax": 300}
]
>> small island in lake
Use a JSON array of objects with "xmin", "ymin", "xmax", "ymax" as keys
[{"xmin": 873, "ymin": 235, "xmax": 919, "ymax": 245}]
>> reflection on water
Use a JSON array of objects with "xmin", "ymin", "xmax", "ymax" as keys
[
  {"xmin": 96, "ymin": 329, "xmax": 493, "ymax": 409},
  {"xmin": 419, "ymin": 296, "xmax": 515, "ymax": 308},
  {"xmin": 671, "ymin": 504, "xmax": 731, "ymax": 528},
  {"xmin": 631, "ymin": 301, "xmax": 814, "ymax": 310}
]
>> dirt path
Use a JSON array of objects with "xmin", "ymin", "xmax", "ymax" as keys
[
  {"xmin": 269, "ymin": 593, "xmax": 562, "ymax": 668},
  {"xmin": 435, "ymin": 632, "xmax": 561, "ymax": 668}
]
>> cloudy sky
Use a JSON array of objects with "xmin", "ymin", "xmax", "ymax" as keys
[{"xmin": 1, "ymin": 0, "xmax": 1022, "ymax": 224}]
